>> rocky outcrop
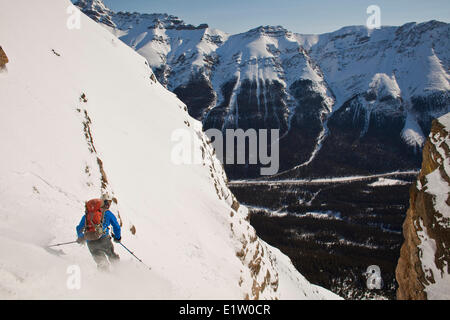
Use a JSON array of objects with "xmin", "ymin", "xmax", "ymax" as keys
[
  {"xmin": 74, "ymin": 0, "xmax": 115, "ymax": 27},
  {"xmin": 0, "ymin": 46, "xmax": 8, "ymax": 68},
  {"xmin": 396, "ymin": 113, "xmax": 450, "ymax": 300}
]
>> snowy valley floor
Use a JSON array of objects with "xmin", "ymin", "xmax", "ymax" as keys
[{"xmin": 230, "ymin": 172, "xmax": 417, "ymax": 300}]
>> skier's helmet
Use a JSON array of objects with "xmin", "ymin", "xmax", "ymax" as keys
[{"xmin": 101, "ymin": 194, "xmax": 112, "ymax": 209}]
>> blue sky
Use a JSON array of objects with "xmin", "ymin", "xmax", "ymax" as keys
[{"xmin": 102, "ymin": 0, "xmax": 450, "ymax": 34}]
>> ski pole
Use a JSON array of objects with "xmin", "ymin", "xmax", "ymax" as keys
[
  {"xmin": 118, "ymin": 242, "xmax": 151, "ymax": 270},
  {"xmin": 47, "ymin": 240, "xmax": 78, "ymax": 248}
]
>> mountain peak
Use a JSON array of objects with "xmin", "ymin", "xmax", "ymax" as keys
[
  {"xmin": 112, "ymin": 11, "xmax": 208, "ymax": 30},
  {"xmin": 74, "ymin": 0, "xmax": 110, "ymax": 13},
  {"xmin": 247, "ymin": 25, "xmax": 289, "ymax": 36},
  {"xmin": 75, "ymin": 1, "xmax": 210, "ymax": 31},
  {"xmin": 74, "ymin": 0, "xmax": 115, "ymax": 27},
  {"xmin": 0, "ymin": 0, "xmax": 340, "ymax": 300}
]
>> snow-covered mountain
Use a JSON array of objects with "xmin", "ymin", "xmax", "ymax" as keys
[
  {"xmin": 75, "ymin": 0, "xmax": 450, "ymax": 179},
  {"xmin": 0, "ymin": 0, "xmax": 339, "ymax": 299}
]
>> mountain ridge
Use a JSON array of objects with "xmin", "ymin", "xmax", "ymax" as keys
[{"xmin": 75, "ymin": 0, "xmax": 449, "ymax": 179}]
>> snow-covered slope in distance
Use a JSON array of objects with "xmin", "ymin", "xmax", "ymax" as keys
[
  {"xmin": 0, "ymin": 0, "xmax": 339, "ymax": 300},
  {"xmin": 298, "ymin": 22, "xmax": 449, "ymax": 147},
  {"xmin": 75, "ymin": 0, "xmax": 449, "ymax": 179}
]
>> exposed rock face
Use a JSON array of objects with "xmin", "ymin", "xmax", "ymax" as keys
[
  {"xmin": 396, "ymin": 113, "xmax": 450, "ymax": 300},
  {"xmin": 0, "ymin": 46, "xmax": 8, "ymax": 67},
  {"xmin": 74, "ymin": 0, "xmax": 115, "ymax": 27}
]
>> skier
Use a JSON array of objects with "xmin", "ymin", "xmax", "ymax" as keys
[{"xmin": 76, "ymin": 195, "xmax": 122, "ymax": 271}]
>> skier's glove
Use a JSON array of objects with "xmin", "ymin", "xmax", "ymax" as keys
[
  {"xmin": 113, "ymin": 236, "xmax": 121, "ymax": 243},
  {"xmin": 76, "ymin": 237, "xmax": 85, "ymax": 245}
]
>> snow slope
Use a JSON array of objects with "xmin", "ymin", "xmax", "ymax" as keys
[{"xmin": 0, "ymin": 0, "xmax": 339, "ymax": 300}]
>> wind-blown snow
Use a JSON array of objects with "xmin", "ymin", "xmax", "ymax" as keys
[{"xmin": 0, "ymin": 0, "xmax": 339, "ymax": 300}]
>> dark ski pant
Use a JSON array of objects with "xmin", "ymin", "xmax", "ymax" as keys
[{"xmin": 87, "ymin": 236, "xmax": 119, "ymax": 271}]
